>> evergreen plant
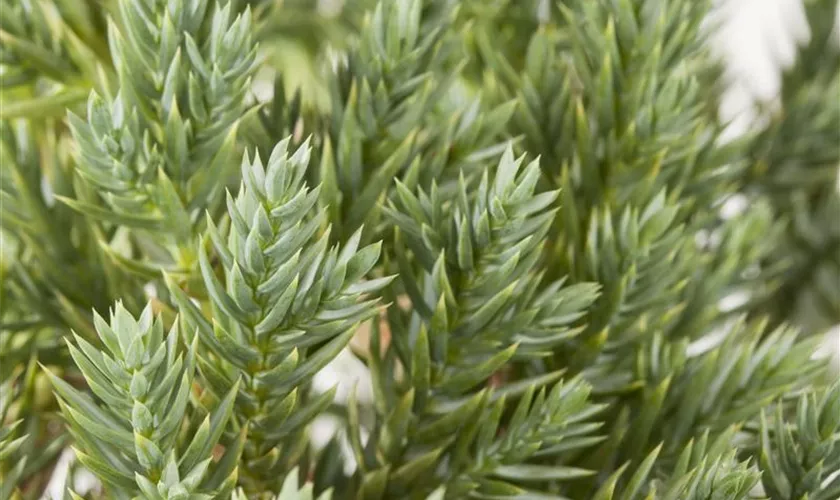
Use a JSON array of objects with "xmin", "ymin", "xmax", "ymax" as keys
[{"xmin": 1, "ymin": 0, "xmax": 838, "ymax": 498}]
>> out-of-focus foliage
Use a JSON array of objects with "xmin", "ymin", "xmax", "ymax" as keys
[{"xmin": 745, "ymin": 0, "xmax": 840, "ymax": 334}]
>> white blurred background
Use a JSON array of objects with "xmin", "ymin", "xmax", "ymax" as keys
[{"xmin": 713, "ymin": 0, "xmax": 839, "ymax": 139}]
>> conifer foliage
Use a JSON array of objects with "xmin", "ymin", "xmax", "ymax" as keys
[{"xmin": 0, "ymin": 0, "xmax": 838, "ymax": 499}]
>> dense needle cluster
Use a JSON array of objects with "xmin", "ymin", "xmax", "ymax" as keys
[{"xmin": 1, "ymin": 0, "xmax": 838, "ymax": 499}]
